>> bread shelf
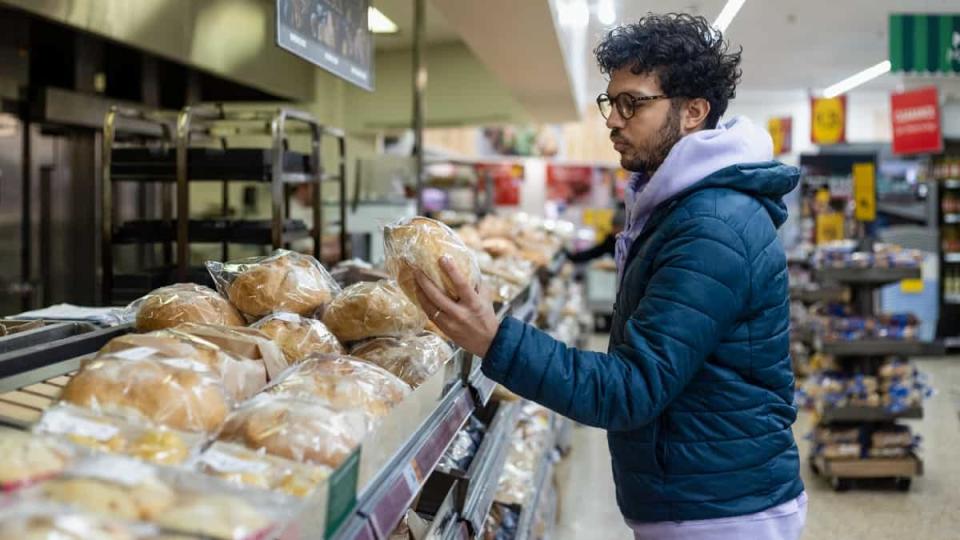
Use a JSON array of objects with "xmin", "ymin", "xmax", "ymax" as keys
[
  {"xmin": 819, "ymin": 405, "xmax": 923, "ymax": 424},
  {"xmin": 820, "ymin": 339, "xmax": 933, "ymax": 357},
  {"xmin": 460, "ymin": 402, "xmax": 521, "ymax": 534},
  {"xmin": 514, "ymin": 432, "xmax": 557, "ymax": 540},
  {"xmin": 112, "ymin": 219, "xmax": 311, "ymax": 246},
  {"xmin": 789, "ymin": 285, "xmax": 848, "ymax": 304},
  {"xmin": 812, "ymin": 453, "xmax": 923, "ymax": 479},
  {"xmin": 813, "ymin": 267, "xmax": 921, "ymax": 286}
]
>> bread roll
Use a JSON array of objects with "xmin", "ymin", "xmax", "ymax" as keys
[
  {"xmin": 219, "ymin": 395, "xmax": 368, "ymax": 468},
  {"xmin": 133, "ymin": 284, "xmax": 244, "ymax": 332},
  {"xmin": 42, "ymin": 476, "xmax": 175, "ymax": 521},
  {"xmin": 266, "ymin": 356, "xmax": 410, "ymax": 420},
  {"xmin": 253, "ymin": 312, "xmax": 344, "ymax": 362},
  {"xmin": 481, "ymin": 237, "xmax": 520, "ymax": 259},
  {"xmin": 0, "ymin": 428, "xmax": 70, "ymax": 486},
  {"xmin": 384, "ymin": 217, "xmax": 481, "ymax": 309},
  {"xmin": 456, "ymin": 224, "xmax": 484, "ymax": 250},
  {"xmin": 322, "ymin": 280, "xmax": 426, "ymax": 343},
  {"xmin": 0, "ymin": 511, "xmax": 137, "ymax": 540},
  {"xmin": 215, "ymin": 250, "xmax": 337, "ymax": 317},
  {"xmin": 156, "ymin": 494, "xmax": 271, "ymax": 540},
  {"xmin": 351, "ymin": 333, "xmax": 453, "ymax": 388},
  {"xmin": 98, "ymin": 330, "xmax": 267, "ymax": 401},
  {"xmin": 197, "ymin": 442, "xmax": 329, "ymax": 498},
  {"xmin": 172, "ymin": 323, "xmax": 288, "ymax": 381},
  {"xmin": 61, "ymin": 356, "xmax": 229, "ymax": 433}
]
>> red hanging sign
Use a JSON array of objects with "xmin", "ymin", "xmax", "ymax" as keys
[{"xmin": 891, "ymin": 86, "xmax": 943, "ymax": 155}]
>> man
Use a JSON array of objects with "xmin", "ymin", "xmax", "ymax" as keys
[{"xmin": 413, "ymin": 13, "xmax": 805, "ymax": 540}]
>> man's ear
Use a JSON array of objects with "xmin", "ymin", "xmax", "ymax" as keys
[{"xmin": 681, "ymin": 98, "xmax": 711, "ymax": 133}]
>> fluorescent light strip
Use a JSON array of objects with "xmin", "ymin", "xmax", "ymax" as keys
[
  {"xmin": 368, "ymin": 6, "xmax": 399, "ymax": 34},
  {"xmin": 823, "ymin": 60, "xmax": 892, "ymax": 98},
  {"xmin": 713, "ymin": 0, "xmax": 746, "ymax": 33},
  {"xmin": 597, "ymin": 0, "xmax": 616, "ymax": 25}
]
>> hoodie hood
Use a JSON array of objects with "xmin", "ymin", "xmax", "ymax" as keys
[{"xmin": 616, "ymin": 116, "xmax": 799, "ymax": 277}]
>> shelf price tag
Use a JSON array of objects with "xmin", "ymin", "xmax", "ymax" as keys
[
  {"xmin": 900, "ymin": 279, "xmax": 924, "ymax": 294},
  {"xmin": 853, "ymin": 162, "xmax": 877, "ymax": 222}
]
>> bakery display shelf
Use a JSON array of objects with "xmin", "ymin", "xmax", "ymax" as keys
[
  {"xmin": 819, "ymin": 405, "xmax": 923, "ymax": 424},
  {"xmin": 0, "ymin": 321, "xmax": 98, "ymax": 355},
  {"xmin": 458, "ymin": 402, "xmax": 521, "ymax": 535},
  {"xmin": 112, "ymin": 218, "xmax": 310, "ymax": 245},
  {"xmin": 513, "ymin": 431, "xmax": 557, "ymax": 540},
  {"xmin": 468, "ymin": 368, "xmax": 497, "ymax": 408},
  {"xmin": 820, "ymin": 339, "xmax": 935, "ymax": 357},
  {"xmin": 789, "ymin": 285, "xmax": 848, "ymax": 304},
  {"xmin": 813, "ymin": 267, "xmax": 921, "ymax": 285},
  {"xmin": 810, "ymin": 454, "xmax": 922, "ymax": 491},
  {"xmin": 109, "ymin": 147, "xmax": 315, "ymax": 183}
]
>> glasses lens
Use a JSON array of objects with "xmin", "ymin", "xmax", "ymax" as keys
[
  {"xmin": 597, "ymin": 95, "xmax": 612, "ymax": 119},
  {"xmin": 615, "ymin": 94, "xmax": 635, "ymax": 120}
]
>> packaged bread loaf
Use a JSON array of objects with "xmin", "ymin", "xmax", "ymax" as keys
[
  {"xmin": 35, "ymin": 404, "xmax": 200, "ymax": 466},
  {"xmin": 477, "ymin": 215, "xmax": 515, "ymax": 239},
  {"xmin": 154, "ymin": 494, "xmax": 272, "ymax": 540},
  {"xmin": 481, "ymin": 237, "xmax": 520, "ymax": 259},
  {"xmin": 97, "ymin": 331, "xmax": 266, "ymax": 401},
  {"xmin": 193, "ymin": 441, "xmax": 330, "ymax": 498},
  {"xmin": 219, "ymin": 394, "xmax": 368, "ymax": 469},
  {"xmin": 455, "ymin": 224, "xmax": 484, "ymax": 250},
  {"xmin": 0, "ymin": 503, "xmax": 146, "ymax": 540},
  {"xmin": 266, "ymin": 355, "xmax": 411, "ymax": 421},
  {"xmin": 207, "ymin": 249, "xmax": 339, "ymax": 318},
  {"xmin": 172, "ymin": 323, "xmax": 287, "ymax": 380},
  {"xmin": 0, "ymin": 427, "xmax": 73, "ymax": 490},
  {"xmin": 252, "ymin": 312, "xmax": 344, "ymax": 362},
  {"xmin": 351, "ymin": 333, "xmax": 453, "ymax": 388},
  {"xmin": 383, "ymin": 217, "xmax": 481, "ymax": 309},
  {"xmin": 129, "ymin": 284, "xmax": 244, "ymax": 332},
  {"xmin": 321, "ymin": 280, "xmax": 426, "ymax": 343},
  {"xmin": 60, "ymin": 354, "xmax": 230, "ymax": 433}
]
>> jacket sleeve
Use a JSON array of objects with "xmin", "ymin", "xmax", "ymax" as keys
[
  {"xmin": 564, "ymin": 236, "xmax": 616, "ymax": 263},
  {"xmin": 481, "ymin": 215, "xmax": 750, "ymax": 431}
]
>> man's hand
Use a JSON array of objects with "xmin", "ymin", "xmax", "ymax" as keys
[{"xmin": 412, "ymin": 256, "xmax": 500, "ymax": 358}]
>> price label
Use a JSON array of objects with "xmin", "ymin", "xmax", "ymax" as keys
[
  {"xmin": 201, "ymin": 447, "xmax": 269, "ymax": 474},
  {"xmin": 40, "ymin": 408, "xmax": 119, "ymax": 442}
]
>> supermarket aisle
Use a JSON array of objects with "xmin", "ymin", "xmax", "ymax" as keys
[{"xmin": 553, "ymin": 357, "xmax": 960, "ymax": 540}]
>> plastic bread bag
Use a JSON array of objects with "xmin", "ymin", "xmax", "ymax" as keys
[
  {"xmin": 59, "ymin": 353, "xmax": 231, "ymax": 434},
  {"xmin": 481, "ymin": 256, "xmax": 536, "ymax": 286},
  {"xmin": 455, "ymin": 224, "xmax": 484, "ymax": 251},
  {"xmin": 265, "ymin": 355, "xmax": 412, "ymax": 423},
  {"xmin": 482, "ymin": 273, "xmax": 523, "ymax": 305},
  {"xmin": 191, "ymin": 441, "xmax": 331, "ymax": 498},
  {"xmin": 481, "ymin": 237, "xmax": 520, "ymax": 259},
  {"xmin": 0, "ymin": 500, "xmax": 157, "ymax": 540},
  {"xmin": 98, "ymin": 330, "xmax": 267, "ymax": 402},
  {"xmin": 383, "ymin": 217, "xmax": 482, "ymax": 310},
  {"xmin": 171, "ymin": 322, "xmax": 288, "ymax": 381},
  {"xmin": 350, "ymin": 332, "xmax": 454, "ymax": 388},
  {"xmin": 34, "ymin": 403, "xmax": 204, "ymax": 466},
  {"xmin": 321, "ymin": 279, "xmax": 427, "ymax": 344},
  {"xmin": 251, "ymin": 311, "xmax": 345, "ymax": 363},
  {"xmin": 126, "ymin": 283, "xmax": 245, "ymax": 332},
  {"xmin": 218, "ymin": 394, "xmax": 369, "ymax": 469},
  {"xmin": 0, "ymin": 426, "xmax": 74, "ymax": 492},
  {"xmin": 206, "ymin": 249, "xmax": 341, "ymax": 318},
  {"xmin": 438, "ymin": 416, "xmax": 486, "ymax": 473},
  {"xmin": 477, "ymin": 215, "xmax": 516, "ymax": 239}
]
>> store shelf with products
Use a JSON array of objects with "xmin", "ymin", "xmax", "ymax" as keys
[
  {"xmin": 819, "ymin": 405, "xmax": 923, "ymax": 424},
  {"xmin": 819, "ymin": 339, "xmax": 937, "ymax": 357},
  {"xmin": 811, "ymin": 454, "xmax": 922, "ymax": 492},
  {"xmin": 813, "ymin": 266, "xmax": 921, "ymax": 286}
]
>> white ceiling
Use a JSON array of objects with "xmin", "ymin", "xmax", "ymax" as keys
[{"xmin": 371, "ymin": 0, "xmax": 460, "ymax": 51}]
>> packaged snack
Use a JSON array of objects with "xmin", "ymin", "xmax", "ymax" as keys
[
  {"xmin": 383, "ymin": 217, "xmax": 481, "ymax": 310},
  {"xmin": 98, "ymin": 330, "xmax": 267, "ymax": 401},
  {"xmin": 60, "ymin": 354, "xmax": 230, "ymax": 433},
  {"xmin": 350, "ymin": 333, "xmax": 454, "ymax": 388},
  {"xmin": 193, "ymin": 441, "xmax": 330, "ymax": 498},
  {"xmin": 35, "ymin": 404, "xmax": 202, "ymax": 466},
  {"xmin": 0, "ymin": 427, "xmax": 72, "ymax": 490},
  {"xmin": 172, "ymin": 323, "xmax": 287, "ymax": 380},
  {"xmin": 266, "ymin": 355, "xmax": 411, "ymax": 421},
  {"xmin": 321, "ymin": 280, "xmax": 426, "ymax": 344},
  {"xmin": 207, "ymin": 249, "xmax": 340, "ymax": 318},
  {"xmin": 129, "ymin": 284, "xmax": 245, "ymax": 332},
  {"xmin": 252, "ymin": 312, "xmax": 344, "ymax": 363},
  {"xmin": 218, "ymin": 394, "xmax": 368, "ymax": 468}
]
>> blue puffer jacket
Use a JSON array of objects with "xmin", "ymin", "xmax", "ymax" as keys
[{"xmin": 482, "ymin": 162, "xmax": 804, "ymax": 523}]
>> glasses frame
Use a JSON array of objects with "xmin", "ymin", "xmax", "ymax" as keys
[{"xmin": 597, "ymin": 92, "xmax": 670, "ymax": 120}]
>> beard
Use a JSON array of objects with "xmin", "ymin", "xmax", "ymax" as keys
[{"xmin": 618, "ymin": 105, "xmax": 683, "ymax": 175}]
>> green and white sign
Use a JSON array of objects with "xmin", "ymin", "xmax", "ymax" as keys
[{"xmin": 890, "ymin": 14, "xmax": 960, "ymax": 74}]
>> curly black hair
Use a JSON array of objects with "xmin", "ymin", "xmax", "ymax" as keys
[{"xmin": 594, "ymin": 13, "xmax": 742, "ymax": 129}]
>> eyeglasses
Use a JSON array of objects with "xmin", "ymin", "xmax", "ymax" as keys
[{"xmin": 597, "ymin": 92, "xmax": 669, "ymax": 120}]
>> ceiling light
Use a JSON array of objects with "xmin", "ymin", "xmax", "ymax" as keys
[
  {"xmin": 558, "ymin": 0, "xmax": 589, "ymax": 28},
  {"xmin": 368, "ymin": 6, "xmax": 398, "ymax": 34},
  {"xmin": 597, "ymin": 0, "xmax": 616, "ymax": 26},
  {"xmin": 712, "ymin": 0, "xmax": 746, "ymax": 33},
  {"xmin": 823, "ymin": 60, "xmax": 892, "ymax": 98}
]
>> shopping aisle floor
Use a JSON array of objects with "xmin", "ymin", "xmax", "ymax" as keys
[{"xmin": 554, "ymin": 356, "xmax": 960, "ymax": 540}]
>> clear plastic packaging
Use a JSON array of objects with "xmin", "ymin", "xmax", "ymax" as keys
[
  {"xmin": 98, "ymin": 330, "xmax": 267, "ymax": 402},
  {"xmin": 481, "ymin": 237, "xmax": 520, "ymax": 259},
  {"xmin": 483, "ymin": 273, "xmax": 523, "ymax": 305},
  {"xmin": 321, "ymin": 280, "xmax": 426, "ymax": 343},
  {"xmin": 438, "ymin": 417, "xmax": 486, "ymax": 473},
  {"xmin": 265, "ymin": 355, "xmax": 411, "ymax": 422},
  {"xmin": 34, "ymin": 404, "xmax": 203, "ymax": 466},
  {"xmin": 172, "ymin": 322, "xmax": 288, "ymax": 381},
  {"xmin": 207, "ymin": 249, "xmax": 341, "ymax": 318},
  {"xmin": 383, "ymin": 217, "xmax": 481, "ymax": 310},
  {"xmin": 218, "ymin": 394, "xmax": 368, "ymax": 469},
  {"xmin": 192, "ymin": 441, "xmax": 331, "ymax": 498},
  {"xmin": 0, "ymin": 501, "xmax": 155, "ymax": 540},
  {"xmin": 481, "ymin": 257, "xmax": 536, "ymax": 286},
  {"xmin": 60, "ymin": 354, "xmax": 230, "ymax": 434},
  {"xmin": 350, "ymin": 332, "xmax": 454, "ymax": 388},
  {"xmin": 252, "ymin": 312, "xmax": 345, "ymax": 363},
  {"xmin": 455, "ymin": 224, "xmax": 484, "ymax": 250},
  {"xmin": 0, "ymin": 427, "xmax": 73, "ymax": 491},
  {"xmin": 128, "ymin": 284, "xmax": 245, "ymax": 332},
  {"xmin": 477, "ymin": 215, "xmax": 516, "ymax": 239}
]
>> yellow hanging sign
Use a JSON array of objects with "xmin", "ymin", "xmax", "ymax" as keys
[
  {"xmin": 816, "ymin": 212, "xmax": 844, "ymax": 244},
  {"xmin": 811, "ymin": 96, "xmax": 847, "ymax": 145},
  {"xmin": 852, "ymin": 162, "xmax": 876, "ymax": 222}
]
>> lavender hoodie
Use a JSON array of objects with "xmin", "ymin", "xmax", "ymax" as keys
[{"xmin": 615, "ymin": 116, "xmax": 775, "ymax": 279}]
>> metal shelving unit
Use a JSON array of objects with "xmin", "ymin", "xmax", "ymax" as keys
[{"xmin": 819, "ymin": 405, "xmax": 923, "ymax": 424}]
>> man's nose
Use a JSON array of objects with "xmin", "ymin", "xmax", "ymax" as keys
[{"xmin": 605, "ymin": 108, "xmax": 626, "ymax": 130}]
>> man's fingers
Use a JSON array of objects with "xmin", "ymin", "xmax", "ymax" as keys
[
  {"xmin": 413, "ymin": 266, "xmax": 460, "ymax": 315},
  {"xmin": 439, "ymin": 256, "xmax": 479, "ymax": 307}
]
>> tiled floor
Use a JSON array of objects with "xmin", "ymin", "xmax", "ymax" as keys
[{"xmin": 553, "ymin": 354, "xmax": 960, "ymax": 540}]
